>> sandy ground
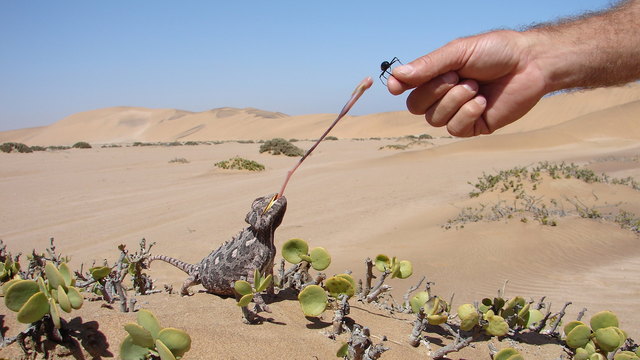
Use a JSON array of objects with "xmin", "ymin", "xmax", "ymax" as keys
[{"xmin": 1, "ymin": 85, "xmax": 640, "ymax": 359}]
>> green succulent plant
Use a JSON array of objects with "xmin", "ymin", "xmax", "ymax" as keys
[
  {"xmin": 0, "ymin": 256, "xmax": 21, "ymax": 283},
  {"xmin": 324, "ymin": 274, "xmax": 356, "ymax": 299},
  {"xmin": 121, "ymin": 309, "xmax": 192, "ymax": 360},
  {"xmin": 3, "ymin": 261, "xmax": 83, "ymax": 329},
  {"xmin": 234, "ymin": 269, "xmax": 273, "ymax": 307},
  {"xmin": 374, "ymin": 254, "xmax": 412, "ymax": 279},
  {"xmin": 494, "ymin": 347, "xmax": 524, "ymax": 360},
  {"xmin": 282, "ymin": 238, "xmax": 331, "ymax": 271},
  {"xmin": 298, "ymin": 284, "xmax": 328, "ymax": 317},
  {"xmin": 564, "ymin": 311, "xmax": 629, "ymax": 359},
  {"xmin": 409, "ymin": 291, "xmax": 449, "ymax": 325},
  {"xmin": 296, "ymin": 273, "xmax": 356, "ymax": 318}
]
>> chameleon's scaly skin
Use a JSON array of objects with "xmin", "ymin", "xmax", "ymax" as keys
[{"xmin": 149, "ymin": 194, "xmax": 287, "ymax": 296}]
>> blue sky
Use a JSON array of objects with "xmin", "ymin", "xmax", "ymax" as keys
[{"xmin": 0, "ymin": 0, "xmax": 615, "ymax": 131}]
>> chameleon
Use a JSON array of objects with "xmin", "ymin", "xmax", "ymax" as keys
[{"xmin": 149, "ymin": 194, "xmax": 287, "ymax": 297}]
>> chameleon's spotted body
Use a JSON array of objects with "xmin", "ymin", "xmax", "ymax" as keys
[{"xmin": 149, "ymin": 194, "xmax": 287, "ymax": 296}]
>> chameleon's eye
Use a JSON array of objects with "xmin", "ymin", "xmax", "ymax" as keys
[{"xmin": 261, "ymin": 194, "xmax": 278, "ymax": 215}]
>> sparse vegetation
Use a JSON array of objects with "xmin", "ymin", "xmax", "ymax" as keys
[
  {"xmin": 446, "ymin": 161, "xmax": 640, "ymax": 231},
  {"xmin": 215, "ymin": 156, "xmax": 265, "ymax": 171},
  {"xmin": 168, "ymin": 157, "xmax": 189, "ymax": 164},
  {"xmin": 259, "ymin": 138, "xmax": 304, "ymax": 156},
  {"xmin": 72, "ymin": 141, "xmax": 92, "ymax": 149},
  {"xmin": 1, "ymin": 142, "xmax": 33, "ymax": 153},
  {"xmin": 325, "ymin": 136, "xmax": 338, "ymax": 141}
]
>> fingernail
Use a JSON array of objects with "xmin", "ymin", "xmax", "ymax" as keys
[
  {"xmin": 442, "ymin": 72, "xmax": 458, "ymax": 84},
  {"xmin": 462, "ymin": 81, "xmax": 477, "ymax": 92},
  {"xmin": 474, "ymin": 96, "xmax": 486, "ymax": 105},
  {"xmin": 394, "ymin": 64, "xmax": 414, "ymax": 76}
]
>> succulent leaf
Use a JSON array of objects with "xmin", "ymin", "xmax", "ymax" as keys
[
  {"xmin": 255, "ymin": 274, "xmax": 272, "ymax": 293},
  {"xmin": 457, "ymin": 304, "xmax": 480, "ymax": 331},
  {"xmin": 426, "ymin": 314, "xmax": 448, "ymax": 325},
  {"xmin": 58, "ymin": 262, "xmax": 73, "ymax": 287},
  {"xmin": 564, "ymin": 321, "xmax": 587, "ymax": 337},
  {"xmin": 124, "ymin": 323, "xmax": 155, "ymax": 348},
  {"xmin": 66, "ymin": 286, "xmax": 83, "ymax": 309},
  {"xmin": 594, "ymin": 326, "xmax": 623, "ymax": 352},
  {"xmin": 409, "ymin": 291, "xmax": 430, "ymax": 314},
  {"xmin": 309, "ymin": 247, "xmax": 331, "ymax": 271},
  {"xmin": 590, "ymin": 311, "xmax": 619, "ymax": 332},
  {"xmin": 298, "ymin": 284, "xmax": 328, "ymax": 317},
  {"xmin": 137, "ymin": 309, "xmax": 162, "ymax": 339},
  {"xmin": 526, "ymin": 309, "xmax": 545, "ymax": 328},
  {"xmin": 16, "ymin": 292, "xmax": 49, "ymax": 324},
  {"xmin": 396, "ymin": 260, "xmax": 413, "ymax": 279},
  {"xmin": 237, "ymin": 293, "xmax": 253, "ymax": 307},
  {"xmin": 90, "ymin": 266, "xmax": 111, "ymax": 281},
  {"xmin": 120, "ymin": 335, "xmax": 150, "ymax": 360},
  {"xmin": 484, "ymin": 313, "xmax": 509, "ymax": 337},
  {"xmin": 234, "ymin": 280, "xmax": 253, "ymax": 296},
  {"xmin": 336, "ymin": 342, "xmax": 349, "ymax": 358},
  {"xmin": 565, "ymin": 324, "xmax": 592, "ymax": 349},
  {"xmin": 1, "ymin": 278, "xmax": 21, "ymax": 297},
  {"xmin": 336, "ymin": 274, "xmax": 356, "ymax": 295},
  {"xmin": 158, "ymin": 328, "xmax": 192, "ymax": 358},
  {"xmin": 325, "ymin": 276, "xmax": 353, "ymax": 299},
  {"xmin": 614, "ymin": 351, "xmax": 640, "ymax": 360},
  {"xmin": 57, "ymin": 285, "xmax": 72, "ymax": 313},
  {"xmin": 49, "ymin": 297, "xmax": 61, "ymax": 328},
  {"xmin": 494, "ymin": 348, "xmax": 520, "ymax": 360},
  {"xmin": 374, "ymin": 254, "xmax": 390, "ymax": 272},
  {"xmin": 282, "ymin": 238, "xmax": 309, "ymax": 264},
  {"xmin": 45, "ymin": 262, "xmax": 66, "ymax": 291},
  {"xmin": 156, "ymin": 339, "xmax": 177, "ymax": 360},
  {"xmin": 4, "ymin": 279, "xmax": 40, "ymax": 311}
]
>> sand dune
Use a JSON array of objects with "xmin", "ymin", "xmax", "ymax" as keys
[
  {"xmin": 2, "ymin": 83, "xmax": 639, "ymax": 146},
  {"xmin": 2, "ymin": 84, "xmax": 640, "ymax": 359}
]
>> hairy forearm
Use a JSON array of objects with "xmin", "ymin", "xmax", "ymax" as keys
[{"xmin": 526, "ymin": 0, "xmax": 640, "ymax": 93}]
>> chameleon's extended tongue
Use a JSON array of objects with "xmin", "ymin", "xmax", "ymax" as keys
[{"xmin": 276, "ymin": 76, "xmax": 374, "ymax": 200}]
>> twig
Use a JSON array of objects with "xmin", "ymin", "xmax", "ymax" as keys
[
  {"xmin": 430, "ymin": 331, "xmax": 473, "ymax": 359},
  {"xmin": 544, "ymin": 302, "xmax": 572, "ymax": 335},
  {"xmin": 403, "ymin": 275, "xmax": 425, "ymax": 311},
  {"xmin": 362, "ymin": 258, "xmax": 375, "ymax": 297},
  {"xmin": 576, "ymin": 307, "xmax": 588, "ymax": 322},
  {"xmin": 408, "ymin": 308, "xmax": 426, "ymax": 347}
]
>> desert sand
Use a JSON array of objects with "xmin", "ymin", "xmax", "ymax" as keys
[{"xmin": 1, "ymin": 83, "xmax": 640, "ymax": 359}]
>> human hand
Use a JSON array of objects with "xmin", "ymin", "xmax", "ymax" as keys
[{"xmin": 388, "ymin": 30, "xmax": 548, "ymax": 137}]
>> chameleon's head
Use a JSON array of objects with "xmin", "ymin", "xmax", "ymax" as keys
[{"xmin": 245, "ymin": 194, "xmax": 287, "ymax": 231}]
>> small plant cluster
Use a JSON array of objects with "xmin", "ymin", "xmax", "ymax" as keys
[
  {"xmin": 168, "ymin": 157, "xmax": 190, "ymax": 164},
  {"xmin": 1, "ymin": 142, "xmax": 95, "ymax": 153},
  {"xmin": 1, "ymin": 142, "xmax": 34, "ymax": 153},
  {"xmin": 445, "ymin": 161, "xmax": 640, "ymax": 231},
  {"xmin": 564, "ymin": 311, "xmax": 639, "ymax": 360},
  {"xmin": 215, "ymin": 156, "xmax": 265, "ymax": 171},
  {"xmin": 3, "ymin": 261, "xmax": 84, "ymax": 353},
  {"xmin": 72, "ymin": 141, "xmax": 92, "ymax": 149},
  {"xmin": 121, "ymin": 309, "xmax": 192, "ymax": 360},
  {"xmin": 75, "ymin": 239, "xmax": 157, "ymax": 312},
  {"xmin": 259, "ymin": 138, "xmax": 304, "ymax": 157}
]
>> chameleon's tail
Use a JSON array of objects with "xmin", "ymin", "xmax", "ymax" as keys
[{"xmin": 149, "ymin": 255, "xmax": 198, "ymax": 275}]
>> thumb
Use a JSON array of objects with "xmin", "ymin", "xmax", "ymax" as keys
[{"xmin": 392, "ymin": 40, "xmax": 468, "ymax": 89}]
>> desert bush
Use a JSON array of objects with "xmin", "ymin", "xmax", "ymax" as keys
[
  {"xmin": 325, "ymin": 136, "xmax": 338, "ymax": 141},
  {"xmin": 418, "ymin": 133, "xmax": 434, "ymax": 139},
  {"xmin": 184, "ymin": 141, "xmax": 199, "ymax": 146},
  {"xmin": 120, "ymin": 308, "xmax": 192, "ymax": 360},
  {"xmin": 29, "ymin": 145, "xmax": 47, "ymax": 152},
  {"xmin": 259, "ymin": 138, "xmax": 304, "ymax": 157},
  {"xmin": 1, "ymin": 142, "xmax": 33, "ymax": 153},
  {"xmin": 215, "ymin": 156, "xmax": 265, "ymax": 171},
  {"xmin": 72, "ymin": 141, "xmax": 92, "ymax": 149},
  {"xmin": 169, "ymin": 157, "xmax": 189, "ymax": 164}
]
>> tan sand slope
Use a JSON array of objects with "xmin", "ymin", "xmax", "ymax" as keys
[{"xmin": 1, "ymin": 83, "xmax": 639, "ymax": 146}]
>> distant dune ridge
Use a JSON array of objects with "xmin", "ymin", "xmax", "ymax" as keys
[{"xmin": 1, "ymin": 83, "xmax": 639, "ymax": 146}]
